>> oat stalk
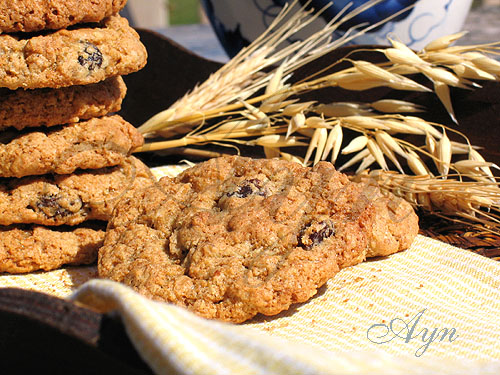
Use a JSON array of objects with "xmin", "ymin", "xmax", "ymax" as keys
[
  {"xmin": 137, "ymin": 2, "xmax": 499, "ymax": 138},
  {"xmin": 137, "ymin": 92, "xmax": 500, "ymax": 231},
  {"xmin": 133, "ymin": 1, "xmax": 500, "ymax": 233}
]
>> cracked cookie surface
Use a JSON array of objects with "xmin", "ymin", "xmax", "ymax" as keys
[
  {"xmin": 0, "ymin": 157, "xmax": 155, "ymax": 226},
  {"xmin": 0, "ymin": 15, "xmax": 147, "ymax": 89},
  {"xmin": 0, "ymin": 0, "xmax": 127, "ymax": 33},
  {"xmin": 0, "ymin": 115, "xmax": 143, "ymax": 178},
  {"xmin": 0, "ymin": 76, "xmax": 126, "ymax": 130},
  {"xmin": 0, "ymin": 222, "xmax": 105, "ymax": 274},
  {"xmin": 99, "ymin": 156, "xmax": 418, "ymax": 323}
]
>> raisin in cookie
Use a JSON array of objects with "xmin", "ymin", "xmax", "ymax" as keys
[
  {"xmin": 0, "ymin": 0, "xmax": 127, "ymax": 33},
  {"xmin": 0, "ymin": 157, "xmax": 155, "ymax": 227},
  {"xmin": 99, "ymin": 156, "xmax": 418, "ymax": 323},
  {"xmin": 0, "ymin": 15, "xmax": 147, "ymax": 90},
  {"xmin": 0, "ymin": 222, "xmax": 105, "ymax": 274},
  {"xmin": 0, "ymin": 76, "xmax": 126, "ymax": 130},
  {"xmin": 0, "ymin": 115, "xmax": 143, "ymax": 178}
]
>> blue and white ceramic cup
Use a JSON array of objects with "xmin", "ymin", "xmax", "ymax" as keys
[{"xmin": 201, "ymin": 0, "xmax": 473, "ymax": 57}]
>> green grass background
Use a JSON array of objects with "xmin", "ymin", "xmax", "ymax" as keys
[{"xmin": 169, "ymin": 0, "xmax": 200, "ymax": 25}]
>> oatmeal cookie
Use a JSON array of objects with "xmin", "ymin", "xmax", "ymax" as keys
[
  {"xmin": 0, "ymin": 115, "xmax": 143, "ymax": 178},
  {"xmin": 99, "ymin": 156, "xmax": 418, "ymax": 323},
  {"xmin": 0, "ymin": 157, "xmax": 155, "ymax": 227},
  {"xmin": 0, "ymin": 76, "xmax": 126, "ymax": 130},
  {"xmin": 0, "ymin": 222, "xmax": 105, "ymax": 274},
  {"xmin": 0, "ymin": 15, "xmax": 147, "ymax": 90},
  {"xmin": 0, "ymin": 0, "xmax": 127, "ymax": 34}
]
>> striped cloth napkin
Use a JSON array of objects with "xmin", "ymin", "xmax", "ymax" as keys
[
  {"xmin": 70, "ymin": 235, "xmax": 500, "ymax": 375},
  {"xmin": 1, "ymin": 165, "xmax": 499, "ymax": 374}
]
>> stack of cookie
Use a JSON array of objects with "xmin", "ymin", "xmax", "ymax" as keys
[{"xmin": 0, "ymin": 1, "xmax": 154, "ymax": 274}]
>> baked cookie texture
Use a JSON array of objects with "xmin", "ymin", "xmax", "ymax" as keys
[
  {"xmin": 0, "ymin": 157, "xmax": 155, "ymax": 226},
  {"xmin": 0, "ymin": 0, "xmax": 128, "ymax": 33},
  {"xmin": 0, "ymin": 76, "xmax": 127, "ymax": 130},
  {"xmin": 0, "ymin": 223, "xmax": 105, "ymax": 274},
  {"xmin": 0, "ymin": 3, "xmax": 151, "ymax": 276},
  {"xmin": 0, "ymin": 15, "xmax": 147, "ymax": 89},
  {"xmin": 99, "ymin": 156, "xmax": 419, "ymax": 323},
  {"xmin": 0, "ymin": 115, "xmax": 143, "ymax": 178}
]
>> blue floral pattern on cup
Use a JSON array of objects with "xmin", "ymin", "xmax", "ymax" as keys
[
  {"xmin": 302, "ymin": 0, "xmax": 418, "ymax": 30},
  {"xmin": 201, "ymin": 0, "xmax": 471, "ymax": 57}
]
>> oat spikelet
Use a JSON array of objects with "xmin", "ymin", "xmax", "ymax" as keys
[
  {"xmin": 383, "ymin": 47, "xmax": 425, "ymax": 66},
  {"xmin": 322, "ymin": 124, "xmax": 343, "ymax": 163},
  {"xmin": 338, "ymin": 148, "xmax": 370, "ymax": 172},
  {"xmin": 420, "ymin": 65, "xmax": 468, "ymax": 88},
  {"xmin": 286, "ymin": 112, "xmax": 306, "ymax": 139},
  {"xmin": 469, "ymin": 148, "xmax": 497, "ymax": 180},
  {"xmin": 304, "ymin": 128, "xmax": 328, "ymax": 166},
  {"xmin": 352, "ymin": 60, "xmax": 398, "ymax": 82},
  {"xmin": 426, "ymin": 52, "xmax": 464, "ymax": 65},
  {"xmin": 451, "ymin": 141, "xmax": 477, "ymax": 154},
  {"xmin": 370, "ymin": 99, "xmax": 424, "ymax": 114},
  {"xmin": 434, "ymin": 81, "xmax": 457, "ymax": 123},
  {"xmin": 367, "ymin": 138, "xmax": 388, "ymax": 170},
  {"xmin": 407, "ymin": 150, "xmax": 430, "ymax": 176},
  {"xmin": 314, "ymin": 102, "xmax": 372, "ymax": 117},
  {"xmin": 404, "ymin": 116, "xmax": 443, "ymax": 139},
  {"xmin": 264, "ymin": 146, "xmax": 280, "ymax": 159},
  {"xmin": 333, "ymin": 73, "xmax": 388, "ymax": 91},
  {"xmin": 305, "ymin": 116, "xmax": 329, "ymax": 128},
  {"xmin": 282, "ymin": 101, "xmax": 316, "ymax": 116},
  {"xmin": 341, "ymin": 135, "xmax": 368, "ymax": 154},
  {"xmin": 383, "ymin": 119, "xmax": 426, "ymax": 135},
  {"xmin": 253, "ymin": 135, "xmax": 307, "ymax": 147},
  {"xmin": 342, "ymin": 116, "xmax": 391, "ymax": 131},
  {"xmin": 375, "ymin": 131, "xmax": 404, "ymax": 173},
  {"xmin": 374, "ymin": 130, "xmax": 406, "ymax": 158},
  {"xmin": 453, "ymin": 160, "xmax": 496, "ymax": 176},
  {"xmin": 280, "ymin": 151, "xmax": 305, "ymax": 164},
  {"xmin": 356, "ymin": 154, "xmax": 376, "ymax": 174},
  {"xmin": 215, "ymin": 120, "xmax": 253, "ymax": 133},
  {"xmin": 425, "ymin": 133, "xmax": 437, "ymax": 155},
  {"xmin": 469, "ymin": 54, "xmax": 500, "ymax": 76},
  {"xmin": 424, "ymin": 31, "xmax": 469, "ymax": 51},
  {"xmin": 452, "ymin": 63, "xmax": 497, "ymax": 81},
  {"xmin": 388, "ymin": 37, "xmax": 427, "ymax": 63},
  {"xmin": 314, "ymin": 128, "xmax": 328, "ymax": 165},
  {"xmin": 436, "ymin": 130, "xmax": 452, "ymax": 177}
]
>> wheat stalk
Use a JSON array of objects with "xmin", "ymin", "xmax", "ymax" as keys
[
  {"xmin": 353, "ymin": 170, "xmax": 500, "ymax": 233},
  {"xmin": 138, "ymin": 0, "xmax": 401, "ymax": 136}
]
